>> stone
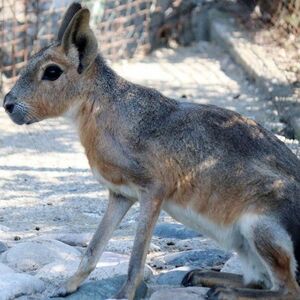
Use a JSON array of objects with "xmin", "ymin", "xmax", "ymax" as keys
[
  {"xmin": 0, "ymin": 241, "xmax": 8, "ymax": 254},
  {"xmin": 0, "ymin": 273, "xmax": 45, "ymax": 300},
  {"xmin": 36, "ymin": 260, "xmax": 79, "ymax": 284},
  {"xmin": 44, "ymin": 233, "xmax": 92, "ymax": 247},
  {"xmin": 154, "ymin": 266, "xmax": 197, "ymax": 285},
  {"xmin": 107, "ymin": 238, "xmax": 161, "ymax": 254},
  {"xmin": 89, "ymin": 252, "xmax": 153, "ymax": 281},
  {"xmin": 174, "ymin": 237, "xmax": 219, "ymax": 252},
  {"xmin": 1, "ymin": 239, "xmax": 81, "ymax": 272},
  {"xmin": 36, "ymin": 252, "xmax": 153, "ymax": 284},
  {"xmin": 152, "ymin": 249, "xmax": 229, "ymax": 269},
  {"xmin": 150, "ymin": 287, "xmax": 208, "ymax": 300},
  {"xmin": 153, "ymin": 223, "xmax": 200, "ymax": 240},
  {"xmin": 52, "ymin": 275, "xmax": 147, "ymax": 300},
  {"xmin": 221, "ymin": 253, "xmax": 242, "ymax": 274},
  {"xmin": 0, "ymin": 262, "xmax": 14, "ymax": 274}
]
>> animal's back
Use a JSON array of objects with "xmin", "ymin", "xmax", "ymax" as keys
[{"xmin": 147, "ymin": 101, "xmax": 300, "ymax": 182}]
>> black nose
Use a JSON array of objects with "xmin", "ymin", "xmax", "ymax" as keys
[
  {"xmin": 5, "ymin": 103, "xmax": 15, "ymax": 114},
  {"xmin": 3, "ymin": 93, "xmax": 16, "ymax": 113}
]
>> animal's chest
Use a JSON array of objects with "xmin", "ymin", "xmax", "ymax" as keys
[
  {"xmin": 163, "ymin": 201, "xmax": 237, "ymax": 250},
  {"xmin": 92, "ymin": 168, "xmax": 139, "ymax": 200}
]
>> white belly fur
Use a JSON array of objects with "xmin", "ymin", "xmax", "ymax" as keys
[
  {"xmin": 92, "ymin": 168, "xmax": 238, "ymax": 249},
  {"xmin": 92, "ymin": 168, "xmax": 139, "ymax": 200},
  {"xmin": 163, "ymin": 201, "xmax": 238, "ymax": 250}
]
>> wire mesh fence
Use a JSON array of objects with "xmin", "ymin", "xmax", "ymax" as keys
[{"xmin": 0, "ymin": 0, "xmax": 152, "ymax": 91}]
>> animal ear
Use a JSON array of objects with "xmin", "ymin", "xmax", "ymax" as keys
[
  {"xmin": 60, "ymin": 6, "xmax": 98, "ymax": 74},
  {"xmin": 57, "ymin": 2, "xmax": 82, "ymax": 42}
]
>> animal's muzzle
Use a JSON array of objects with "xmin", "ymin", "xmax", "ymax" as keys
[
  {"xmin": 3, "ymin": 92, "xmax": 29, "ymax": 125},
  {"xmin": 3, "ymin": 92, "xmax": 16, "ymax": 114}
]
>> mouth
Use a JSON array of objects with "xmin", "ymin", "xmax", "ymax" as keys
[
  {"xmin": 25, "ymin": 118, "xmax": 38, "ymax": 125},
  {"xmin": 6, "ymin": 106, "xmax": 38, "ymax": 126},
  {"xmin": 8, "ymin": 112, "xmax": 26, "ymax": 125}
]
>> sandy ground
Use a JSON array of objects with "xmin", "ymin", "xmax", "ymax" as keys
[{"xmin": 0, "ymin": 41, "xmax": 299, "ymax": 246}]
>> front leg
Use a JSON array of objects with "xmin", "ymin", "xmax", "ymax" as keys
[
  {"xmin": 52, "ymin": 191, "xmax": 134, "ymax": 297},
  {"xmin": 114, "ymin": 186, "xmax": 164, "ymax": 300}
]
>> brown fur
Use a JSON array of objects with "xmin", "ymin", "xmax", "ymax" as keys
[{"xmin": 3, "ymin": 3, "xmax": 300, "ymax": 299}]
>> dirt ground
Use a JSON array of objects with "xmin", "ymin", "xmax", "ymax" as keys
[{"xmin": 0, "ymin": 41, "xmax": 299, "ymax": 246}]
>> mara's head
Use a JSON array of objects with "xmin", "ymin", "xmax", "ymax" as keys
[{"xmin": 3, "ymin": 2, "xmax": 98, "ymax": 125}]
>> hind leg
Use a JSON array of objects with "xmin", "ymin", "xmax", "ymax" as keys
[
  {"xmin": 181, "ymin": 249, "xmax": 266, "ymax": 289},
  {"xmin": 245, "ymin": 216, "xmax": 299, "ymax": 294},
  {"xmin": 182, "ymin": 270, "xmax": 245, "ymax": 289},
  {"xmin": 209, "ymin": 215, "xmax": 300, "ymax": 299}
]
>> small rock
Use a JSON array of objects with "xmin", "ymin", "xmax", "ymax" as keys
[
  {"xmin": 152, "ymin": 249, "xmax": 229, "ymax": 269},
  {"xmin": 153, "ymin": 223, "xmax": 200, "ymax": 240},
  {"xmin": 221, "ymin": 253, "xmax": 242, "ymax": 274},
  {"xmin": 52, "ymin": 275, "xmax": 147, "ymax": 300},
  {"xmin": 1, "ymin": 239, "xmax": 81, "ymax": 272},
  {"xmin": 154, "ymin": 266, "xmax": 197, "ymax": 285},
  {"xmin": 0, "ymin": 273, "xmax": 45, "ymax": 300},
  {"xmin": 150, "ymin": 287, "xmax": 208, "ymax": 300},
  {"xmin": 0, "ymin": 241, "xmax": 8, "ymax": 254},
  {"xmin": 14, "ymin": 236, "xmax": 21, "ymax": 241}
]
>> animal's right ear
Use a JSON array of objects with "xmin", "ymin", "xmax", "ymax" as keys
[{"xmin": 58, "ymin": 3, "xmax": 98, "ymax": 74}]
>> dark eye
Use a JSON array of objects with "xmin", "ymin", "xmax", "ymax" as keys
[{"xmin": 42, "ymin": 65, "xmax": 63, "ymax": 81}]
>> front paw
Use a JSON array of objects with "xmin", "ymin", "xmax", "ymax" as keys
[{"xmin": 206, "ymin": 286, "xmax": 237, "ymax": 300}]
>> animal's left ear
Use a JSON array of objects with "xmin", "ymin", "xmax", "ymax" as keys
[{"xmin": 59, "ymin": 7, "xmax": 98, "ymax": 74}]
